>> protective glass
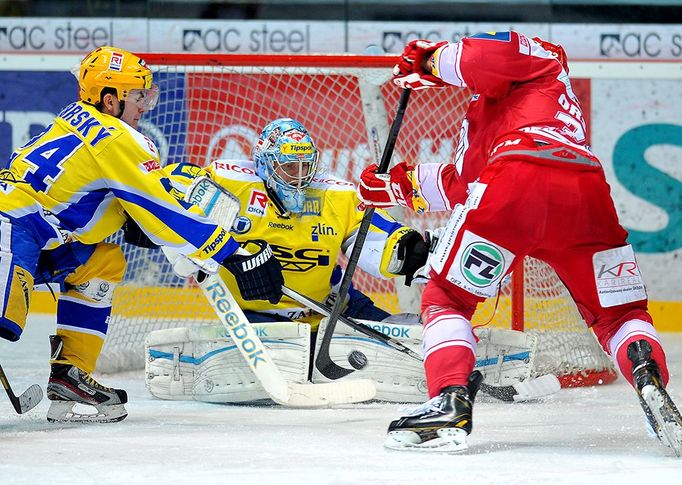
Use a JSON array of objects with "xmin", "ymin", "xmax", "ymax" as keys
[{"xmin": 127, "ymin": 84, "xmax": 160, "ymax": 111}]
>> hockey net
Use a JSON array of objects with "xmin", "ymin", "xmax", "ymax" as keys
[{"xmin": 99, "ymin": 53, "xmax": 616, "ymax": 387}]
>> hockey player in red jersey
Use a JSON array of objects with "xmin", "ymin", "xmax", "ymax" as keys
[{"xmin": 358, "ymin": 31, "xmax": 682, "ymax": 454}]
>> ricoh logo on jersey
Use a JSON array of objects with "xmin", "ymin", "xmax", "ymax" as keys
[
  {"xmin": 271, "ymin": 245, "xmax": 330, "ymax": 272},
  {"xmin": 246, "ymin": 189, "xmax": 268, "ymax": 217},
  {"xmin": 311, "ymin": 223, "xmax": 337, "ymax": 242}
]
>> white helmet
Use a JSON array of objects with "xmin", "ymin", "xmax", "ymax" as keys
[{"xmin": 252, "ymin": 118, "xmax": 319, "ymax": 214}]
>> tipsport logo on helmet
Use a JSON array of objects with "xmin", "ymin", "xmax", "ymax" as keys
[{"xmin": 280, "ymin": 142, "xmax": 314, "ymax": 155}]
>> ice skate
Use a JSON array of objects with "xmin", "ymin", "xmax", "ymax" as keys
[
  {"xmin": 628, "ymin": 340, "xmax": 682, "ymax": 457},
  {"xmin": 46, "ymin": 335, "xmax": 128, "ymax": 424},
  {"xmin": 384, "ymin": 371, "xmax": 483, "ymax": 453}
]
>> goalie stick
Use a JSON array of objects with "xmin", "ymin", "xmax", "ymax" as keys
[
  {"xmin": 0, "ymin": 362, "xmax": 43, "ymax": 414},
  {"xmin": 316, "ymin": 88, "xmax": 412, "ymax": 380},
  {"xmin": 283, "ymin": 286, "xmax": 560, "ymax": 402},
  {"xmin": 184, "ymin": 176, "xmax": 376, "ymax": 407}
]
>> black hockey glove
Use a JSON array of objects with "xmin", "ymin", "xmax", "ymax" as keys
[
  {"xmin": 122, "ymin": 216, "xmax": 159, "ymax": 249},
  {"xmin": 221, "ymin": 240, "xmax": 284, "ymax": 304},
  {"xmin": 395, "ymin": 230, "xmax": 430, "ymax": 286}
]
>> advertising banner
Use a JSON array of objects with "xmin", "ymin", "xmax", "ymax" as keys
[{"xmin": 1, "ymin": 17, "xmax": 681, "ymax": 60}]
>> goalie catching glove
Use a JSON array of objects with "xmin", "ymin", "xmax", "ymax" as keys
[
  {"xmin": 389, "ymin": 231, "xmax": 430, "ymax": 286},
  {"xmin": 220, "ymin": 240, "xmax": 284, "ymax": 304}
]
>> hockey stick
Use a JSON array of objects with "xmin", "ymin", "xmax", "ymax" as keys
[
  {"xmin": 283, "ymin": 286, "xmax": 561, "ymax": 402},
  {"xmin": 0, "ymin": 362, "xmax": 43, "ymax": 414},
  {"xmin": 180, "ymin": 176, "xmax": 376, "ymax": 406},
  {"xmin": 315, "ymin": 88, "xmax": 412, "ymax": 380},
  {"xmin": 195, "ymin": 271, "xmax": 376, "ymax": 406},
  {"xmin": 282, "ymin": 286, "xmax": 421, "ymax": 361}
]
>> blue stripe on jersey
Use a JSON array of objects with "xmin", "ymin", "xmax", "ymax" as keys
[
  {"xmin": 56, "ymin": 298, "xmax": 111, "ymax": 335},
  {"xmin": 109, "ymin": 186, "xmax": 227, "ymax": 249},
  {"xmin": 371, "ymin": 210, "xmax": 403, "ymax": 236},
  {"xmin": 469, "ymin": 31, "xmax": 511, "ymax": 42},
  {"xmin": 53, "ymin": 188, "xmax": 109, "ymax": 231},
  {"xmin": 211, "ymin": 236, "xmax": 240, "ymax": 263}
]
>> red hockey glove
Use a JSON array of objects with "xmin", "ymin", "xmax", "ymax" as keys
[
  {"xmin": 532, "ymin": 37, "xmax": 569, "ymax": 73},
  {"xmin": 358, "ymin": 162, "xmax": 414, "ymax": 208},
  {"xmin": 393, "ymin": 39, "xmax": 449, "ymax": 90}
]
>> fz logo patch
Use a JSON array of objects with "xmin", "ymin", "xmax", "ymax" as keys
[
  {"xmin": 445, "ymin": 230, "xmax": 514, "ymax": 298},
  {"xmin": 461, "ymin": 242, "xmax": 504, "ymax": 287}
]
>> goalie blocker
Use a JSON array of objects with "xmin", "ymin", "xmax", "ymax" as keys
[{"xmin": 145, "ymin": 317, "xmax": 545, "ymax": 403}]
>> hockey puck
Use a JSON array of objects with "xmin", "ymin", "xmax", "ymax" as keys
[{"xmin": 348, "ymin": 350, "xmax": 368, "ymax": 370}]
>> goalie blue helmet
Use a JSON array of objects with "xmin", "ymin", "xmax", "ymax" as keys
[{"xmin": 253, "ymin": 118, "xmax": 319, "ymax": 214}]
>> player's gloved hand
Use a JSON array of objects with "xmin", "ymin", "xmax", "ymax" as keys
[
  {"xmin": 393, "ymin": 39, "xmax": 449, "ymax": 90},
  {"xmin": 532, "ymin": 37, "xmax": 569, "ymax": 73},
  {"xmin": 122, "ymin": 216, "xmax": 159, "ymax": 248},
  {"xmin": 221, "ymin": 240, "xmax": 284, "ymax": 304},
  {"xmin": 391, "ymin": 230, "xmax": 430, "ymax": 286},
  {"xmin": 358, "ymin": 162, "xmax": 414, "ymax": 208}
]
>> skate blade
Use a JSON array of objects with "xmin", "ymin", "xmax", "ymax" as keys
[
  {"xmin": 47, "ymin": 401, "xmax": 128, "ymax": 424},
  {"xmin": 384, "ymin": 428, "xmax": 468, "ymax": 453},
  {"xmin": 641, "ymin": 385, "xmax": 682, "ymax": 457}
]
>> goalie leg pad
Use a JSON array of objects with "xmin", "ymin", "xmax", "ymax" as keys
[
  {"xmin": 473, "ymin": 327, "xmax": 538, "ymax": 387},
  {"xmin": 145, "ymin": 322, "xmax": 310, "ymax": 403},
  {"xmin": 312, "ymin": 319, "xmax": 540, "ymax": 403},
  {"xmin": 312, "ymin": 318, "xmax": 428, "ymax": 403}
]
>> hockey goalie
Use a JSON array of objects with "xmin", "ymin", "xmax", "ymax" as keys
[{"xmin": 145, "ymin": 118, "xmax": 553, "ymax": 404}]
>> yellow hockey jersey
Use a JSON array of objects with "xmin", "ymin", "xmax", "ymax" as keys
[
  {"xmin": 164, "ymin": 160, "xmax": 412, "ymax": 322},
  {"xmin": 0, "ymin": 101, "xmax": 237, "ymax": 262}
]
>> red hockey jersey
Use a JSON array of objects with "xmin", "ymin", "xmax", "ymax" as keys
[{"xmin": 412, "ymin": 31, "xmax": 597, "ymax": 211}]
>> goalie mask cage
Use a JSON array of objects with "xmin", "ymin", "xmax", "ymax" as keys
[{"xmin": 99, "ymin": 53, "xmax": 616, "ymax": 387}]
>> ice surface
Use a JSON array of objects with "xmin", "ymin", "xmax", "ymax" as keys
[{"xmin": 1, "ymin": 314, "xmax": 682, "ymax": 484}]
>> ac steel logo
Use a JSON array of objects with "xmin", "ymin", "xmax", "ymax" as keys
[
  {"xmin": 270, "ymin": 244, "xmax": 330, "ymax": 273},
  {"xmin": 599, "ymin": 32, "xmax": 668, "ymax": 58},
  {"xmin": 596, "ymin": 261, "xmax": 641, "ymax": 288},
  {"xmin": 247, "ymin": 189, "xmax": 268, "ymax": 217},
  {"xmin": 232, "ymin": 216, "xmax": 252, "ymax": 234},
  {"xmin": 460, "ymin": 242, "xmax": 505, "ymax": 287},
  {"xmin": 180, "ymin": 25, "xmax": 311, "ymax": 53}
]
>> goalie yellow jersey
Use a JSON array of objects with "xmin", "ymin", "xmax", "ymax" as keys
[
  {"xmin": 0, "ymin": 101, "xmax": 237, "ymax": 263},
  {"xmin": 166, "ymin": 160, "xmax": 411, "ymax": 323}
]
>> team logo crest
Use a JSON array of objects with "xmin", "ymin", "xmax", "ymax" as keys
[{"xmin": 232, "ymin": 216, "xmax": 252, "ymax": 234}]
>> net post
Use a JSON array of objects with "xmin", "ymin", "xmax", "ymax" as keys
[{"xmin": 511, "ymin": 259, "xmax": 525, "ymax": 332}]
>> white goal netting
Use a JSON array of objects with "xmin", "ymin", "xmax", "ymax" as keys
[{"xmin": 98, "ymin": 54, "xmax": 616, "ymax": 387}]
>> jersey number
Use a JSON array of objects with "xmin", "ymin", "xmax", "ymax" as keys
[{"xmin": 23, "ymin": 134, "xmax": 83, "ymax": 192}]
